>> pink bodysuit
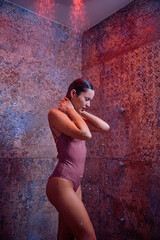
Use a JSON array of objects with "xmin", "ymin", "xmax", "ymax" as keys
[{"xmin": 49, "ymin": 133, "xmax": 87, "ymax": 191}]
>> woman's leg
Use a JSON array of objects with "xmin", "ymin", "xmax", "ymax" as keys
[
  {"xmin": 57, "ymin": 185, "xmax": 82, "ymax": 240},
  {"xmin": 46, "ymin": 178, "xmax": 96, "ymax": 240},
  {"xmin": 57, "ymin": 215, "xmax": 74, "ymax": 240},
  {"xmin": 76, "ymin": 185, "xmax": 82, "ymax": 201}
]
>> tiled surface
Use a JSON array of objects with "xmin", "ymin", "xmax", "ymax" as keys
[
  {"xmin": 82, "ymin": 157, "xmax": 100, "ymax": 237},
  {"xmin": 98, "ymin": 159, "xmax": 160, "ymax": 240},
  {"xmin": 82, "ymin": 0, "xmax": 160, "ymax": 239},
  {"xmin": 0, "ymin": 157, "xmax": 58, "ymax": 240},
  {"xmin": 0, "ymin": 1, "xmax": 82, "ymax": 239},
  {"xmin": 0, "ymin": 1, "xmax": 82, "ymax": 159},
  {"xmin": 1, "ymin": 0, "xmax": 160, "ymax": 239}
]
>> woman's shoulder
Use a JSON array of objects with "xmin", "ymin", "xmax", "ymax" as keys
[
  {"xmin": 48, "ymin": 108, "xmax": 59, "ymax": 115},
  {"xmin": 48, "ymin": 108, "xmax": 69, "ymax": 123},
  {"xmin": 48, "ymin": 108, "xmax": 64, "ymax": 117}
]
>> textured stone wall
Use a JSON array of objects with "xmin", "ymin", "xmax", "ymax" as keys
[
  {"xmin": 0, "ymin": 1, "xmax": 82, "ymax": 239},
  {"xmin": 82, "ymin": 0, "xmax": 160, "ymax": 239}
]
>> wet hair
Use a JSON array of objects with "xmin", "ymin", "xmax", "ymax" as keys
[{"xmin": 66, "ymin": 78, "xmax": 93, "ymax": 99}]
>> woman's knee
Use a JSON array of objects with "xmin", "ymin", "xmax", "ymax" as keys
[
  {"xmin": 46, "ymin": 178, "xmax": 96, "ymax": 240},
  {"xmin": 57, "ymin": 215, "xmax": 74, "ymax": 240},
  {"xmin": 77, "ymin": 222, "xmax": 96, "ymax": 240}
]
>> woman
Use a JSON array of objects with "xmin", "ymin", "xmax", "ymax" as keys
[{"xmin": 46, "ymin": 78, "xmax": 110, "ymax": 240}]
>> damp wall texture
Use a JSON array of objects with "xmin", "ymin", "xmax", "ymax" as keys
[
  {"xmin": 82, "ymin": 0, "xmax": 160, "ymax": 239},
  {"xmin": 0, "ymin": 1, "xmax": 82, "ymax": 239}
]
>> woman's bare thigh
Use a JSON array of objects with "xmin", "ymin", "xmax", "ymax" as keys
[
  {"xmin": 76, "ymin": 185, "xmax": 82, "ymax": 200},
  {"xmin": 46, "ymin": 177, "xmax": 96, "ymax": 240},
  {"xmin": 56, "ymin": 185, "xmax": 82, "ymax": 240}
]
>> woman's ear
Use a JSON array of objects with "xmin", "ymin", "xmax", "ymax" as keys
[{"xmin": 70, "ymin": 89, "xmax": 76, "ymax": 99}]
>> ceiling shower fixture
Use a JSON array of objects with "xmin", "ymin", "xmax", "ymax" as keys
[{"xmin": 6, "ymin": 0, "xmax": 134, "ymax": 32}]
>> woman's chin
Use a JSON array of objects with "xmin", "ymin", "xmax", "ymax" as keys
[{"xmin": 77, "ymin": 109, "xmax": 83, "ymax": 114}]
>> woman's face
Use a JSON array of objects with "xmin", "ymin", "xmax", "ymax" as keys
[{"xmin": 71, "ymin": 89, "xmax": 95, "ymax": 114}]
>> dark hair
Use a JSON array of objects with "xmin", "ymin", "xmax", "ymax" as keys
[{"xmin": 66, "ymin": 78, "xmax": 93, "ymax": 99}]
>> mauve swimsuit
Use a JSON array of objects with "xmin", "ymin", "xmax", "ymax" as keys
[{"xmin": 49, "ymin": 133, "xmax": 87, "ymax": 191}]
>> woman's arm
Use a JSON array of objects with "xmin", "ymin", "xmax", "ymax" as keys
[
  {"xmin": 48, "ymin": 98, "xmax": 92, "ymax": 140},
  {"xmin": 81, "ymin": 110, "xmax": 110, "ymax": 132}
]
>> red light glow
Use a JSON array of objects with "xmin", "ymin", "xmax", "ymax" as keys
[
  {"xmin": 71, "ymin": 0, "xmax": 88, "ymax": 32},
  {"xmin": 35, "ymin": 0, "xmax": 55, "ymax": 19},
  {"xmin": 34, "ymin": 0, "xmax": 88, "ymax": 32}
]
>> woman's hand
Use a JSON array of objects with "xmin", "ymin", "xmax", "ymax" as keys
[{"xmin": 58, "ymin": 97, "xmax": 74, "ymax": 113}]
